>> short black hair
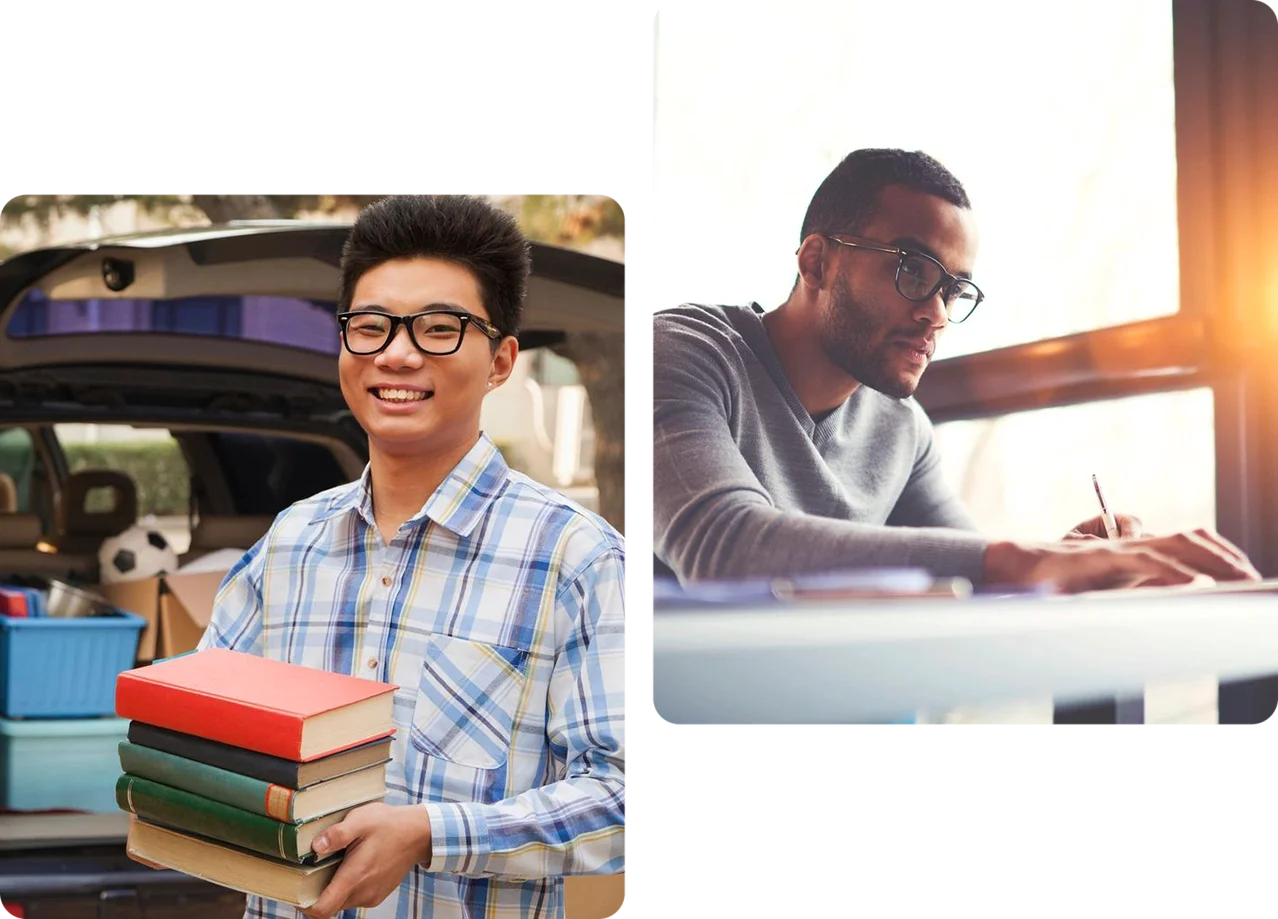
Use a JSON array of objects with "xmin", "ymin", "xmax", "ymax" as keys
[
  {"xmin": 799, "ymin": 149, "xmax": 971, "ymax": 240},
  {"xmin": 338, "ymin": 195, "xmax": 531, "ymax": 340}
]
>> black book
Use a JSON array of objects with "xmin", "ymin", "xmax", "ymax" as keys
[{"xmin": 127, "ymin": 722, "xmax": 393, "ymax": 789}]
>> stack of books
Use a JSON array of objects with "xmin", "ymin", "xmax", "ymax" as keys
[{"xmin": 114, "ymin": 649, "xmax": 397, "ymax": 908}]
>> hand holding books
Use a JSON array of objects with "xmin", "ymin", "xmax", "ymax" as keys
[{"xmin": 299, "ymin": 801, "xmax": 435, "ymax": 919}]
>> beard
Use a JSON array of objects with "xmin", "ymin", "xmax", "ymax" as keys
[{"xmin": 818, "ymin": 272, "xmax": 925, "ymax": 399}]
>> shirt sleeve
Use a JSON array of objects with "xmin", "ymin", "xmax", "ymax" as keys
[
  {"xmin": 422, "ymin": 542, "xmax": 625, "ymax": 879},
  {"xmin": 885, "ymin": 401, "xmax": 981, "ymax": 531},
  {"xmin": 654, "ymin": 310, "xmax": 989, "ymax": 584},
  {"xmin": 195, "ymin": 540, "xmax": 266, "ymax": 655}
]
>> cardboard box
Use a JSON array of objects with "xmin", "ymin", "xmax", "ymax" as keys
[
  {"xmin": 565, "ymin": 876, "xmax": 624, "ymax": 919},
  {"xmin": 98, "ymin": 570, "xmax": 228, "ymax": 662}
]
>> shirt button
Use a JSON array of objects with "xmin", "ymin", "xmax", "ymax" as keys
[
  {"xmin": 381, "ymin": 576, "xmax": 392, "ymax": 587},
  {"xmin": 367, "ymin": 658, "xmax": 378, "ymax": 670}
]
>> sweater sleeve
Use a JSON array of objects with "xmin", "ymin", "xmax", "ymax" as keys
[
  {"xmin": 885, "ymin": 400, "xmax": 981, "ymax": 531},
  {"xmin": 653, "ymin": 310, "xmax": 990, "ymax": 584}
]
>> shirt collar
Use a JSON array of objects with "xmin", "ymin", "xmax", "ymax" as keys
[
  {"xmin": 311, "ymin": 432, "xmax": 510, "ymax": 538},
  {"xmin": 311, "ymin": 465, "xmax": 373, "ymax": 528}
]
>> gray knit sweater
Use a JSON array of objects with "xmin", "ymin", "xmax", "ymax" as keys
[{"xmin": 653, "ymin": 304, "xmax": 990, "ymax": 584}]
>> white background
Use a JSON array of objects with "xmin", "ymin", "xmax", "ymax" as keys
[{"xmin": 4, "ymin": 1, "xmax": 1277, "ymax": 917}]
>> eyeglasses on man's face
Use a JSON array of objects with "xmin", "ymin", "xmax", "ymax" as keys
[
  {"xmin": 336, "ymin": 308, "xmax": 502, "ymax": 356},
  {"xmin": 824, "ymin": 235, "xmax": 985, "ymax": 323}
]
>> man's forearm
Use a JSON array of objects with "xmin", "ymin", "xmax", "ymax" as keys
[
  {"xmin": 981, "ymin": 540, "xmax": 1044, "ymax": 586},
  {"xmin": 661, "ymin": 495, "xmax": 990, "ymax": 584}
]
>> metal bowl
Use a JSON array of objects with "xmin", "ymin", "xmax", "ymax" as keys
[{"xmin": 45, "ymin": 580, "xmax": 113, "ymax": 619}]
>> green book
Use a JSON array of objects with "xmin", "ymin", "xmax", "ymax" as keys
[
  {"xmin": 118, "ymin": 742, "xmax": 387, "ymax": 823},
  {"xmin": 116, "ymin": 774, "xmax": 350, "ymax": 863}
]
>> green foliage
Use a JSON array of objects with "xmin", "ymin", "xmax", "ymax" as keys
[
  {"xmin": 0, "ymin": 195, "xmax": 386, "ymax": 232},
  {"xmin": 64, "ymin": 441, "xmax": 190, "ymax": 517},
  {"xmin": 2, "ymin": 195, "xmax": 189, "ymax": 229},
  {"xmin": 0, "ymin": 191, "xmax": 628, "ymax": 247},
  {"xmin": 513, "ymin": 195, "xmax": 625, "ymax": 248}
]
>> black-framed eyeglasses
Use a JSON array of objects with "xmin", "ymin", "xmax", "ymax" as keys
[
  {"xmin": 824, "ymin": 235, "xmax": 985, "ymax": 323},
  {"xmin": 336, "ymin": 309, "xmax": 502, "ymax": 356}
]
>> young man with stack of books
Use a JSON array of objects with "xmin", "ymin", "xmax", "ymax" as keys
[{"xmin": 136, "ymin": 196, "xmax": 625, "ymax": 919}]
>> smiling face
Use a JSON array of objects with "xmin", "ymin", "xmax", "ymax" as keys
[
  {"xmin": 338, "ymin": 257, "xmax": 516, "ymax": 460},
  {"xmin": 817, "ymin": 184, "xmax": 979, "ymax": 398}
]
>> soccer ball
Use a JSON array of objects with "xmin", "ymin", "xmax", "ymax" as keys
[{"xmin": 99, "ymin": 524, "xmax": 179, "ymax": 584}]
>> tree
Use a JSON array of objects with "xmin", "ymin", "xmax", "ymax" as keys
[{"xmin": 1, "ymin": 195, "xmax": 626, "ymax": 532}]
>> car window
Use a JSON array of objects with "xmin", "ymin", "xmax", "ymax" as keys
[
  {"xmin": 52, "ymin": 423, "xmax": 192, "ymax": 552},
  {"xmin": 0, "ymin": 427, "xmax": 37, "ymax": 512},
  {"xmin": 207, "ymin": 433, "xmax": 351, "ymax": 515},
  {"xmin": 527, "ymin": 349, "xmax": 582, "ymax": 387},
  {"xmin": 8, "ymin": 288, "xmax": 340, "ymax": 355}
]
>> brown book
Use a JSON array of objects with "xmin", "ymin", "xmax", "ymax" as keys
[{"xmin": 126, "ymin": 817, "xmax": 341, "ymax": 908}]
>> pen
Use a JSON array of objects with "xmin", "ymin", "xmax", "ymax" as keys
[{"xmin": 1091, "ymin": 474, "xmax": 1120, "ymax": 539}]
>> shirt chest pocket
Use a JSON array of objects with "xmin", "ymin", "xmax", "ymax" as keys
[{"xmin": 409, "ymin": 633, "xmax": 531, "ymax": 770}]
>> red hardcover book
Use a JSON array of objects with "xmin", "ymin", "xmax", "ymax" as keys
[
  {"xmin": 0, "ymin": 588, "xmax": 29, "ymax": 618},
  {"xmin": 115, "ymin": 649, "xmax": 397, "ymax": 762}
]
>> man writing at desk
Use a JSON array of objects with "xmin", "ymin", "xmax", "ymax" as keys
[{"xmin": 653, "ymin": 148, "xmax": 1260, "ymax": 593}]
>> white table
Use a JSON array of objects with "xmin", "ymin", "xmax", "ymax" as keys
[{"xmin": 654, "ymin": 592, "xmax": 1278, "ymax": 723}]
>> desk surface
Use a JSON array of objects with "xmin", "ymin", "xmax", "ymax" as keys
[{"xmin": 654, "ymin": 591, "xmax": 1278, "ymax": 723}]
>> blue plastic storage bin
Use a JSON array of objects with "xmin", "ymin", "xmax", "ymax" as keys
[
  {"xmin": 0, "ymin": 611, "xmax": 146, "ymax": 718},
  {"xmin": 0, "ymin": 716, "xmax": 128, "ymax": 811}
]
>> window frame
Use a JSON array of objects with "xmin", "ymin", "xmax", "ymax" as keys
[{"xmin": 914, "ymin": 0, "xmax": 1278, "ymax": 578}]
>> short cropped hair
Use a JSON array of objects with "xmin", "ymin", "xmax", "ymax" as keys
[
  {"xmin": 799, "ymin": 149, "xmax": 971, "ymax": 240},
  {"xmin": 338, "ymin": 195, "xmax": 531, "ymax": 339}
]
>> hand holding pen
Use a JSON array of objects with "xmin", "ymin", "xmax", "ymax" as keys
[
  {"xmin": 1092, "ymin": 475, "xmax": 1120, "ymax": 539},
  {"xmin": 1062, "ymin": 475, "xmax": 1144, "ymax": 541},
  {"xmin": 987, "ymin": 474, "xmax": 1262, "ymax": 591}
]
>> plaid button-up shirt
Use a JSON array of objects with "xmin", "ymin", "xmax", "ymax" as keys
[{"xmin": 197, "ymin": 433, "xmax": 625, "ymax": 919}]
